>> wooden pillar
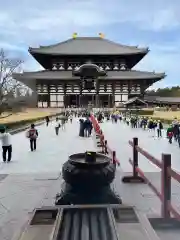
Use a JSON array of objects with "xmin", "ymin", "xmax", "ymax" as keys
[
  {"xmin": 63, "ymin": 83, "xmax": 66, "ymax": 108},
  {"xmin": 140, "ymin": 80, "xmax": 146, "ymax": 97},
  {"xmin": 112, "ymin": 82, "xmax": 115, "ymax": 107},
  {"xmin": 47, "ymin": 84, "xmax": 50, "ymax": 107},
  {"xmin": 108, "ymin": 94, "xmax": 111, "ymax": 108},
  {"xmin": 128, "ymin": 81, "xmax": 132, "ymax": 99},
  {"xmin": 76, "ymin": 94, "xmax": 78, "ymax": 107},
  {"xmin": 95, "ymin": 80, "xmax": 99, "ymax": 108}
]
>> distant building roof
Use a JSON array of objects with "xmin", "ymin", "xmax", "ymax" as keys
[
  {"xmin": 124, "ymin": 97, "xmax": 148, "ymax": 106},
  {"xmin": 13, "ymin": 70, "xmax": 165, "ymax": 81},
  {"xmin": 29, "ymin": 37, "xmax": 149, "ymax": 56},
  {"xmin": 145, "ymin": 96, "xmax": 180, "ymax": 104}
]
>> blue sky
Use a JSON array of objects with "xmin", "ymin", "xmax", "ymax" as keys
[{"xmin": 1, "ymin": 0, "xmax": 180, "ymax": 89}]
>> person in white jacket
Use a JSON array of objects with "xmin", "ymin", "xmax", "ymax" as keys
[
  {"xmin": 0, "ymin": 127, "xmax": 12, "ymax": 162},
  {"xmin": 54, "ymin": 117, "xmax": 61, "ymax": 135}
]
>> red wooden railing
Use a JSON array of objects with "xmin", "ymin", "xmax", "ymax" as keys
[
  {"xmin": 90, "ymin": 114, "xmax": 180, "ymax": 221},
  {"xmin": 123, "ymin": 137, "xmax": 180, "ymax": 220},
  {"xmin": 90, "ymin": 114, "xmax": 120, "ymax": 165}
]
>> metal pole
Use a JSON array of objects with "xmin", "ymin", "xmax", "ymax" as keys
[{"xmin": 161, "ymin": 153, "xmax": 171, "ymax": 218}]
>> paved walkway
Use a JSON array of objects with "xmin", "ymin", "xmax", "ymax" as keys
[
  {"xmin": 1, "ymin": 119, "xmax": 180, "ymax": 240},
  {"xmin": 100, "ymin": 121, "xmax": 180, "ymax": 172},
  {"xmin": 0, "ymin": 118, "xmax": 97, "ymax": 240},
  {"xmin": 0, "ymin": 118, "xmax": 96, "ymax": 174}
]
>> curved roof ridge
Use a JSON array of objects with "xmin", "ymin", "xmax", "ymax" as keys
[
  {"xmin": 100, "ymin": 38, "xmax": 149, "ymax": 51},
  {"xmin": 29, "ymin": 38, "xmax": 74, "ymax": 50},
  {"xmin": 29, "ymin": 37, "xmax": 149, "ymax": 52}
]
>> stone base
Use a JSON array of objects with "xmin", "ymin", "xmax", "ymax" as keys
[
  {"xmin": 55, "ymin": 184, "xmax": 122, "ymax": 205},
  {"xmin": 122, "ymin": 175, "xmax": 145, "ymax": 183},
  {"xmin": 149, "ymin": 217, "xmax": 180, "ymax": 230}
]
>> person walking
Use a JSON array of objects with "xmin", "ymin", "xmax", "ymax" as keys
[
  {"xmin": 61, "ymin": 118, "xmax": 66, "ymax": 130},
  {"xmin": 0, "ymin": 126, "xmax": 12, "ymax": 162},
  {"xmin": 45, "ymin": 116, "xmax": 50, "ymax": 126},
  {"xmin": 54, "ymin": 117, "xmax": 60, "ymax": 135},
  {"xmin": 26, "ymin": 124, "xmax": 38, "ymax": 151},
  {"xmin": 69, "ymin": 114, "xmax": 73, "ymax": 123}
]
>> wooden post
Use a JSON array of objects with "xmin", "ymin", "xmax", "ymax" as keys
[
  {"xmin": 112, "ymin": 151, "xmax": 116, "ymax": 164},
  {"xmin": 104, "ymin": 140, "xmax": 108, "ymax": 154},
  {"xmin": 133, "ymin": 137, "xmax": 138, "ymax": 178},
  {"xmin": 122, "ymin": 137, "xmax": 144, "ymax": 183},
  {"xmin": 161, "ymin": 154, "xmax": 171, "ymax": 218}
]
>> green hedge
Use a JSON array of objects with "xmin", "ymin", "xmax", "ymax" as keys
[
  {"xmin": 2, "ymin": 113, "xmax": 61, "ymax": 130},
  {"xmin": 121, "ymin": 109, "xmax": 154, "ymax": 115},
  {"xmin": 145, "ymin": 117, "xmax": 172, "ymax": 124}
]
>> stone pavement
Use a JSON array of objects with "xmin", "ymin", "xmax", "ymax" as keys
[
  {"xmin": 101, "ymin": 120, "xmax": 180, "ymax": 240},
  {"xmin": 100, "ymin": 121, "xmax": 180, "ymax": 172},
  {"xmin": 0, "ymin": 118, "xmax": 97, "ymax": 240},
  {"xmin": 1, "ymin": 119, "xmax": 180, "ymax": 240}
]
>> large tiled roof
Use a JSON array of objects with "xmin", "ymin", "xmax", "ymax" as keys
[
  {"xmin": 29, "ymin": 37, "xmax": 148, "ymax": 55},
  {"xmin": 13, "ymin": 70, "xmax": 165, "ymax": 81}
]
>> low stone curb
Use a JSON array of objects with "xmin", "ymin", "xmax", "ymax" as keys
[{"xmin": 9, "ymin": 116, "xmax": 57, "ymax": 135}]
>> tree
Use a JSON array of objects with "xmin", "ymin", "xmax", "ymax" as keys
[
  {"xmin": 0, "ymin": 48, "xmax": 23, "ymax": 114},
  {"xmin": 146, "ymin": 86, "xmax": 180, "ymax": 97}
]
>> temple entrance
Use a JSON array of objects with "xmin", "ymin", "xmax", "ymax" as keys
[{"xmin": 64, "ymin": 94, "xmax": 112, "ymax": 108}]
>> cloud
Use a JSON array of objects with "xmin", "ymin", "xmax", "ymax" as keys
[{"xmin": 0, "ymin": 0, "xmax": 180, "ymax": 88}]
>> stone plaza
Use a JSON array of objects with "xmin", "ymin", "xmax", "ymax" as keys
[{"xmin": 0, "ymin": 119, "xmax": 180, "ymax": 239}]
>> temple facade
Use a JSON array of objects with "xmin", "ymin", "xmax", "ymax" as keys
[{"xmin": 14, "ymin": 35, "xmax": 165, "ymax": 108}]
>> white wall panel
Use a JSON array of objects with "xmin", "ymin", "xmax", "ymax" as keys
[
  {"xmin": 57, "ymin": 102, "xmax": 64, "ymax": 107},
  {"xmin": 50, "ymin": 95, "xmax": 56, "ymax": 101},
  {"xmin": 57, "ymin": 95, "xmax": 64, "ymax": 101},
  {"xmin": 122, "ymin": 95, "xmax": 128, "ymax": 102},
  {"xmin": 50, "ymin": 102, "xmax": 57, "ymax": 107},
  {"xmin": 115, "ymin": 95, "xmax": 121, "ymax": 101}
]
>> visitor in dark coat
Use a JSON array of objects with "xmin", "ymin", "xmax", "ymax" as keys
[
  {"xmin": 79, "ymin": 119, "xmax": 85, "ymax": 137},
  {"xmin": 84, "ymin": 118, "xmax": 92, "ymax": 137},
  {"xmin": 45, "ymin": 116, "xmax": 50, "ymax": 126}
]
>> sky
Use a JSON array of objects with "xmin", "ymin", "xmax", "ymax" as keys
[{"xmin": 0, "ymin": 0, "xmax": 180, "ymax": 89}]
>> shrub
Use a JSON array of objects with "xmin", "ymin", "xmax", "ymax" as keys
[
  {"xmin": 121, "ymin": 109, "xmax": 154, "ymax": 115},
  {"xmin": 2, "ymin": 113, "xmax": 60, "ymax": 130}
]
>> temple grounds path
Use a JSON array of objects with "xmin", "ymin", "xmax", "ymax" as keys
[
  {"xmin": 0, "ymin": 118, "xmax": 97, "ymax": 240},
  {"xmin": 100, "ymin": 120, "xmax": 180, "ymax": 172},
  {"xmin": 0, "ymin": 119, "xmax": 180, "ymax": 240}
]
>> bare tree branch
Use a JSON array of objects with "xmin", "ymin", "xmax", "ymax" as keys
[{"xmin": 0, "ymin": 48, "xmax": 24, "ymax": 114}]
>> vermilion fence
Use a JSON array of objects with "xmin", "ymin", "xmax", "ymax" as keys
[
  {"xmin": 90, "ymin": 115, "xmax": 120, "ymax": 165},
  {"xmin": 90, "ymin": 114, "xmax": 180, "ymax": 220}
]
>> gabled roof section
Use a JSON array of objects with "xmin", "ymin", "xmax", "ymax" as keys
[
  {"xmin": 13, "ymin": 70, "xmax": 165, "ymax": 81},
  {"xmin": 29, "ymin": 37, "xmax": 149, "ymax": 56},
  {"xmin": 124, "ymin": 97, "xmax": 148, "ymax": 106}
]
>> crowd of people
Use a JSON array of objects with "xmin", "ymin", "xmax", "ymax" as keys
[
  {"xmin": 0, "ymin": 110, "xmax": 94, "ymax": 162},
  {"xmin": 94, "ymin": 110, "xmax": 180, "ymax": 147},
  {"xmin": 1, "ymin": 109, "xmax": 180, "ymax": 162}
]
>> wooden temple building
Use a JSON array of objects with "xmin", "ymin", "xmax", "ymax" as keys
[{"xmin": 14, "ymin": 34, "xmax": 165, "ymax": 108}]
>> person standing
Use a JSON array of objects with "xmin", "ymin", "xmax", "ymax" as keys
[
  {"xmin": 45, "ymin": 116, "xmax": 50, "ymax": 126},
  {"xmin": 54, "ymin": 117, "xmax": 60, "ymax": 135},
  {"xmin": 0, "ymin": 126, "xmax": 12, "ymax": 162},
  {"xmin": 26, "ymin": 124, "xmax": 38, "ymax": 151},
  {"xmin": 167, "ymin": 124, "xmax": 173, "ymax": 144},
  {"xmin": 69, "ymin": 114, "xmax": 73, "ymax": 123},
  {"xmin": 156, "ymin": 120, "xmax": 163, "ymax": 138}
]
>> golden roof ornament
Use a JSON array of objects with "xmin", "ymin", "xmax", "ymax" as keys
[
  {"xmin": 99, "ymin": 33, "xmax": 105, "ymax": 38},
  {"xmin": 72, "ymin": 33, "xmax": 77, "ymax": 38}
]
